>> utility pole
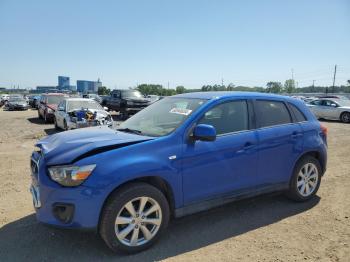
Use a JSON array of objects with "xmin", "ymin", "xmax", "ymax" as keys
[
  {"xmin": 221, "ymin": 78, "xmax": 224, "ymax": 87},
  {"xmin": 312, "ymin": 80, "xmax": 315, "ymax": 92},
  {"xmin": 332, "ymin": 64, "xmax": 337, "ymax": 93},
  {"xmin": 167, "ymin": 82, "xmax": 169, "ymax": 90},
  {"xmin": 291, "ymin": 68, "xmax": 294, "ymax": 81}
]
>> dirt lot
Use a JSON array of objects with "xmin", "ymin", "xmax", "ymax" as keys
[{"xmin": 0, "ymin": 109, "xmax": 349, "ymax": 262}]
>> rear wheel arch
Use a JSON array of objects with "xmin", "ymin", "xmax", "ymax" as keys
[{"xmin": 293, "ymin": 151, "xmax": 325, "ymax": 176}]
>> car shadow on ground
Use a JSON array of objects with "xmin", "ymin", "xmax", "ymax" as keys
[
  {"xmin": 0, "ymin": 194, "xmax": 320, "ymax": 261},
  {"xmin": 44, "ymin": 128, "xmax": 60, "ymax": 136},
  {"xmin": 27, "ymin": 117, "xmax": 46, "ymax": 125}
]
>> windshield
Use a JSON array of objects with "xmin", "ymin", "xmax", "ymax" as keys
[
  {"xmin": 46, "ymin": 96, "xmax": 65, "ymax": 104},
  {"xmin": 338, "ymin": 99, "xmax": 350, "ymax": 107},
  {"xmin": 121, "ymin": 90, "xmax": 143, "ymax": 98},
  {"xmin": 67, "ymin": 100, "xmax": 103, "ymax": 112},
  {"xmin": 118, "ymin": 97, "xmax": 206, "ymax": 136}
]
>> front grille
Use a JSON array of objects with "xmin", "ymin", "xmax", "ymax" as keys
[{"xmin": 30, "ymin": 152, "xmax": 41, "ymax": 180}]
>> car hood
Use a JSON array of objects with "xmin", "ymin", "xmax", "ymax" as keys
[
  {"xmin": 10, "ymin": 101, "xmax": 27, "ymax": 106},
  {"xmin": 36, "ymin": 126, "xmax": 153, "ymax": 166},
  {"xmin": 124, "ymin": 98, "xmax": 149, "ymax": 103}
]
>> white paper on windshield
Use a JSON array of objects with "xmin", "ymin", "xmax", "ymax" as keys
[{"xmin": 169, "ymin": 108, "xmax": 192, "ymax": 116}]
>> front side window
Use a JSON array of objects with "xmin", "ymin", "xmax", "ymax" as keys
[
  {"xmin": 322, "ymin": 100, "xmax": 338, "ymax": 107},
  {"xmin": 199, "ymin": 100, "xmax": 249, "ymax": 135},
  {"xmin": 255, "ymin": 100, "xmax": 291, "ymax": 128},
  {"xmin": 119, "ymin": 97, "xmax": 206, "ymax": 137}
]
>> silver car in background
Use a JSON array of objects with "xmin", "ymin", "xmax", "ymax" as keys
[
  {"xmin": 307, "ymin": 98, "xmax": 350, "ymax": 123},
  {"xmin": 54, "ymin": 98, "xmax": 113, "ymax": 130}
]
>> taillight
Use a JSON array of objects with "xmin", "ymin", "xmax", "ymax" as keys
[{"xmin": 320, "ymin": 123, "xmax": 328, "ymax": 137}]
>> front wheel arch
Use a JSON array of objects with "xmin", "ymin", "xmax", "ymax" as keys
[{"xmin": 98, "ymin": 176, "xmax": 176, "ymax": 227}]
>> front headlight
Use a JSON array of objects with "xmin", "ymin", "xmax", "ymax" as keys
[
  {"xmin": 47, "ymin": 108, "xmax": 53, "ymax": 113},
  {"xmin": 48, "ymin": 164, "xmax": 96, "ymax": 187},
  {"xmin": 127, "ymin": 101, "xmax": 134, "ymax": 106}
]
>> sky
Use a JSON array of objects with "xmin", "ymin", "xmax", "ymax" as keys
[{"xmin": 0, "ymin": 0, "xmax": 349, "ymax": 90}]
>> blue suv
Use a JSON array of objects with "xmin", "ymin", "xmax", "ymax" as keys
[{"xmin": 30, "ymin": 92, "xmax": 327, "ymax": 253}]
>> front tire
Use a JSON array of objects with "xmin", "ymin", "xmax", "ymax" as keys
[
  {"xmin": 286, "ymin": 156, "xmax": 322, "ymax": 202},
  {"xmin": 340, "ymin": 112, "xmax": 350, "ymax": 123},
  {"xmin": 99, "ymin": 182, "xmax": 170, "ymax": 254}
]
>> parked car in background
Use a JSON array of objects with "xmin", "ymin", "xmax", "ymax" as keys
[
  {"xmin": 54, "ymin": 98, "xmax": 113, "ymax": 130},
  {"xmin": 5, "ymin": 96, "xmax": 29, "ymax": 111},
  {"xmin": 38, "ymin": 93, "xmax": 68, "ymax": 123},
  {"xmin": 307, "ymin": 98, "xmax": 350, "ymax": 123},
  {"xmin": 30, "ymin": 92, "xmax": 327, "ymax": 253},
  {"xmin": 28, "ymin": 95, "xmax": 41, "ymax": 108},
  {"xmin": 318, "ymin": 95, "xmax": 349, "ymax": 100},
  {"xmin": 103, "ymin": 89, "xmax": 150, "ymax": 119},
  {"xmin": 0, "ymin": 94, "xmax": 10, "ymax": 107},
  {"xmin": 83, "ymin": 94, "xmax": 103, "ymax": 104},
  {"xmin": 145, "ymin": 95, "xmax": 161, "ymax": 104}
]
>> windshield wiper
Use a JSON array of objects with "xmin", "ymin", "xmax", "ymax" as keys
[{"xmin": 117, "ymin": 128, "xmax": 143, "ymax": 135}]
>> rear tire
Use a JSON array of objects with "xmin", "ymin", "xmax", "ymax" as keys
[
  {"xmin": 99, "ymin": 182, "xmax": 170, "ymax": 254},
  {"xmin": 54, "ymin": 117, "xmax": 60, "ymax": 130},
  {"xmin": 63, "ymin": 120, "xmax": 68, "ymax": 131},
  {"xmin": 44, "ymin": 112, "xmax": 49, "ymax": 123},
  {"xmin": 286, "ymin": 156, "xmax": 322, "ymax": 202},
  {"xmin": 340, "ymin": 112, "xmax": 350, "ymax": 123}
]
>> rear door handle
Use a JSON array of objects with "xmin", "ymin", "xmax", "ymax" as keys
[{"xmin": 291, "ymin": 132, "xmax": 303, "ymax": 139}]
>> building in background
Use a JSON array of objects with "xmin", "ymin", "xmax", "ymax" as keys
[
  {"xmin": 76, "ymin": 79, "xmax": 102, "ymax": 94},
  {"xmin": 58, "ymin": 76, "xmax": 70, "ymax": 88},
  {"xmin": 58, "ymin": 76, "xmax": 76, "ymax": 91}
]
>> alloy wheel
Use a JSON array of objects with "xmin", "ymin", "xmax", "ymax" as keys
[
  {"xmin": 114, "ymin": 196, "xmax": 162, "ymax": 247},
  {"xmin": 297, "ymin": 163, "xmax": 319, "ymax": 197},
  {"xmin": 341, "ymin": 113, "xmax": 350, "ymax": 123}
]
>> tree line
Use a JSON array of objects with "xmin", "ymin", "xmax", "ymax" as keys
[{"xmin": 98, "ymin": 79, "xmax": 350, "ymax": 96}]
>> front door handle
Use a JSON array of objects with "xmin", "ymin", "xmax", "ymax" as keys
[{"xmin": 237, "ymin": 142, "xmax": 255, "ymax": 153}]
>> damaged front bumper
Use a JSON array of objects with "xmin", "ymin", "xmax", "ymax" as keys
[{"xmin": 67, "ymin": 119, "xmax": 113, "ymax": 129}]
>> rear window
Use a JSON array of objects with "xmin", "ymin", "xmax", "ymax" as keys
[
  {"xmin": 255, "ymin": 100, "xmax": 292, "ymax": 128},
  {"xmin": 288, "ymin": 103, "xmax": 307, "ymax": 122}
]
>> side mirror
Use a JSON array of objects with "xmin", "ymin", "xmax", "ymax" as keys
[
  {"xmin": 331, "ymin": 103, "xmax": 337, "ymax": 107},
  {"xmin": 193, "ymin": 124, "xmax": 216, "ymax": 142},
  {"xmin": 103, "ymin": 106, "xmax": 108, "ymax": 111}
]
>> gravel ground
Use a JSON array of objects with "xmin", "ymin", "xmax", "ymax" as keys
[{"xmin": 0, "ymin": 109, "xmax": 349, "ymax": 262}]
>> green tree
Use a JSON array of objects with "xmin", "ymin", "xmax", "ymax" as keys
[
  {"xmin": 284, "ymin": 79, "xmax": 296, "ymax": 93},
  {"xmin": 266, "ymin": 82, "xmax": 282, "ymax": 93},
  {"xmin": 98, "ymin": 86, "xmax": 111, "ymax": 95},
  {"xmin": 175, "ymin": 86, "xmax": 186, "ymax": 94}
]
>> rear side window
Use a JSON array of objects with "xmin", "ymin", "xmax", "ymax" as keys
[
  {"xmin": 255, "ymin": 100, "xmax": 291, "ymax": 128},
  {"xmin": 199, "ymin": 100, "xmax": 248, "ymax": 135},
  {"xmin": 288, "ymin": 103, "xmax": 307, "ymax": 122}
]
